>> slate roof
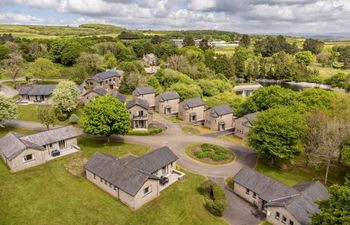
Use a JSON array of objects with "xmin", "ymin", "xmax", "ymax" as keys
[
  {"xmin": 182, "ymin": 97, "xmax": 205, "ymax": 109},
  {"xmin": 126, "ymin": 98, "xmax": 150, "ymax": 110},
  {"xmin": 88, "ymin": 70, "xmax": 123, "ymax": 82},
  {"xmin": 133, "ymin": 87, "xmax": 155, "ymax": 96},
  {"xmin": 84, "ymin": 153, "xmax": 158, "ymax": 197},
  {"xmin": 158, "ymin": 91, "xmax": 180, "ymax": 101},
  {"xmin": 233, "ymin": 167, "xmax": 299, "ymax": 202},
  {"xmin": 83, "ymin": 87, "xmax": 108, "ymax": 97},
  {"xmin": 210, "ymin": 104, "xmax": 233, "ymax": 117},
  {"xmin": 242, "ymin": 112, "xmax": 258, "ymax": 128},
  {"xmin": 85, "ymin": 147, "xmax": 178, "ymax": 196},
  {"xmin": 114, "ymin": 92, "xmax": 127, "ymax": 103},
  {"xmin": 19, "ymin": 85, "xmax": 56, "ymax": 96},
  {"xmin": 234, "ymin": 168, "xmax": 329, "ymax": 225},
  {"xmin": 0, "ymin": 126, "xmax": 79, "ymax": 161},
  {"xmin": 127, "ymin": 146, "xmax": 179, "ymax": 174},
  {"xmin": 21, "ymin": 126, "xmax": 81, "ymax": 146}
]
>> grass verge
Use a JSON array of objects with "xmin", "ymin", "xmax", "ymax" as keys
[{"xmin": 185, "ymin": 143, "xmax": 235, "ymax": 165}]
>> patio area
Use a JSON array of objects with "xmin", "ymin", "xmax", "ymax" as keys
[
  {"xmin": 159, "ymin": 169, "xmax": 186, "ymax": 192},
  {"xmin": 46, "ymin": 146, "xmax": 80, "ymax": 161}
]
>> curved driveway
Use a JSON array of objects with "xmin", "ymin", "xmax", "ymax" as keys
[{"xmin": 114, "ymin": 114, "xmax": 257, "ymax": 177}]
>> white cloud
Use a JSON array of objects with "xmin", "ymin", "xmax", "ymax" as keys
[{"xmin": 0, "ymin": 12, "xmax": 43, "ymax": 23}]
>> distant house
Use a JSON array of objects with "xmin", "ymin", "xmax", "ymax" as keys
[
  {"xmin": 204, "ymin": 104, "xmax": 234, "ymax": 131},
  {"xmin": 156, "ymin": 91, "xmax": 180, "ymax": 115},
  {"xmin": 114, "ymin": 92, "xmax": 127, "ymax": 104},
  {"xmin": 208, "ymin": 40, "xmax": 239, "ymax": 47},
  {"xmin": 86, "ymin": 69, "xmax": 124, "ymax": 92},
  {"xmin": 0, "ymin": 126, "xmax": 80, "ymax": 172},
  {"xmin": 170, "ymin": 39, "xmax": 184, "ymax": 48},
  {"xmin": 127, "ymin": 98, "xmax": 153, "ymax": 129},
  {"xmin": 235, "ymin": 112, "xmax": 258, "ymax": 139},
  {"xmin": 142, "ymin": 53, "xmax": 158, "ymax": 66},
  {"xmin": 179, "ymin": 97, "xmax": 205, "ymax": 123},
  {"xmin": 84, "ymin": 147, "xmax": 184, "ymax": 209},
  {"xmin": 133, "ymin": 87, "xmax": 156, "ymax": 109},
  {"xmin": 18, "ymin": 85, "xmax": 56, "ymax": 104},
  {"xmin": 234, "ymin": 84, "xmax": 263, "ymax": 97},
  {"xmin": 144, "ymin": 66, "xmax": 160, "ymax": 75},
  {"xmin": 81, "ymin": 87, "xmax": 107, "ymax": 105},
  {"xmin": 233, "ymin": 167, "xmax": 329, "ymax": 225}
]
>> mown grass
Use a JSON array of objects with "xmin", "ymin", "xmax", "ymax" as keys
[
  {"xmin": 185, "ymin": 143, "xmax": 235, "ymax": 165},
  {"xmin": 0, "ymin": 126, "xmax": 37, "ymax": 137},
  {"xmin": 218, "ymin": 135, "xmax": 247, "ymax": 146},
  {"xmin": 256, "ymin": 157, "xmax": 348, "ymax": 187},
  {"xmin": 182, "ymin": 125, "xmax": 213, "ymax": 135},
  {"xmin": 0, "ymin": 136, "xmax": 227, "ymax": 225}
]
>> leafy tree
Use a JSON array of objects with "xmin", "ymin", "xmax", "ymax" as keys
[
  {"xmin": 77, "ymin": 52, "xmax": 105, "ymax": 75},
  {"xmin": 82, "ymin": 96, "xmax": 130, "ymax": 143},
  {"xmin": 325, "ymin": 72, "xmax": 350, "ymax": 89},
  {"xmin": 255, "ymin": 35, "xmax": 297, "ymax": 57},
  {"xmin": 151, "ymin": 35, "xmax": 162, "ymax": 44},
  {"xmin": 168, "ymin": 82, "xmax": 202, "ymax": 99},
  {"xmin": 183, "ymin": 36, "xmax": 195, "ymax": 47},
  {"xmin": 198, "ymin": 79, "xmax": 220, "ymax": 97},
  {"xmin": 25, "ymin": 42, "xmax": 48, "ymax": 62},
  {"xmin": 295, "ymin": 51, "xmax": 314, "ymax": 66},
  {"xmin": 199, "ymin": 39, "xmax": 210, "ymax": 50},
  {"xmin": 115, "ymin": 41, "xmax": 135, "ymax": 61},
  {"xmin": 105, "ymin": 51, "xmax": 118, "ymax": 69},
  {"xmin": 0, "ymin": 45, "xmax": 9, "ymax": 61},
  {"xmin": 0, "ymin": 95, "xmax": 17, "ymax": 127},
  {"xmin": 303, "ymin": 38, "xmax": 324, "ymax": 54},
  {"xmin": 119, "ymin": 72, "xmax": 147, "ymax": 94},
  {"xmin": 154, "ymin": 43, "xmax": 178, "ymax": 59},
  {"xmin": 1, "ymin": 52, "xmax": 23, "ymax": 82},
  {"xmin": 238, "ymin": 85, "xmax": 299, "ymax": 116},
  {"xmin": 37, "ymin": 105, "xmax": 56, "ymax": 130},
  {"xmin": 50, "ymin": 39, "xmax": 84, "ymax": 66},
  {"xmin": 205, "ymin": 92, "xmax": 243, "ymax": 113},
  {"xmin": 52, "ymin": 80, "xmax": 80, "ymax": 119},
  {"xmin": 212, "ymin": 54, "xmax": 235, "ymax": 79},
  {"xmin": 298, "ymin": 88, "xmax": 335, "ymax": 111},
  {"xmin": 27, "ymin": 57, "xmax": 60, "ymax": 79},
  {"xmin": 155, "ymin": 69, "xmax": 193, "ymax": 88},
  {"xmin": 60, "ymin": 64, "xmax": 89, "ymax": 85},
  {"xmin": 240, "ymin": 34, "xmax": 251, "ymax": 47},
  {"xmin": 94, "ymin": 42, "xmax": 118, "ymax": 56},
  {"xmin": 248, "ymin": 106, "xmax": 307, "ymax": 164},
  {"xmin": 312, "ymin": 181, "xmax": 350, "ymax": 224},
  {"xmin": 147, "ymin": 76, "xmax": 163, "ymax": 94}
]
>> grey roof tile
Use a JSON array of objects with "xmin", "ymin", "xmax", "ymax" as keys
[
  {"xmin": 133, "ymin": 87, "xmax": 155, "ymax": 96},
  {"xmin": 19, "ymin": 85, "xmax": 56, "ymax": 96},
  {"xmin": 126, "ymin": 98, "xmax": 150, "ymax": 110},
  {"xmin": 88, "ymin": 70, "xmax": 123, "ymax": 83},
  {"xmin": 211, "ymin": 104, "xmax": 233, "ymax": 117},
  {"xmin": 127, "ymin": 146, "xmax": 178, "ymax": 174},
  {"xmin": 114, "ymin": 92, "xmax": 127, "ymax": 103},
  {"xmin": 182, "ymin": 97, "xmax": 205, "ymax": 109},
  {"xmin": 158, "ymin": 91, "xmax": 180, "ymax": 101}
]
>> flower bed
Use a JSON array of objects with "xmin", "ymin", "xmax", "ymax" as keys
[{"xmin": 186, "ymin": 143, "xmax": 234, "ymax": 165}]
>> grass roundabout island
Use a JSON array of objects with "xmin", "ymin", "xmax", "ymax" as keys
[{"xmin": 186, "ymin": 143, "xmax": 235, "ymax": 165}]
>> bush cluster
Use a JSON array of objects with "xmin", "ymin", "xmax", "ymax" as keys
[
  {"xmin": 198, "ymin": 180, "xmax": 226, "ymax": 217},
  {"xmin": 194, "ymin": 144, "xmax": 229, "ymax": 161}
]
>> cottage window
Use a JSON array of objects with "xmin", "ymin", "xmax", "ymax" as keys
[
  {"xmin": 252, "ymin": 193, "xmax": 257, "ymax": 199},
  {"xmin": 114, "ymin": 186, "xmax": 117, "ymax": 191},
  {"xmin": 171, "ymin": 162, "xmax": 173, "ymax": 167},
  {"xmin": 245, "ymin": 188, "xmax": 250, "ymax": 195},
  {"xmin": 100, "ymin": 178, "xmax": 103, "ymax": 182},
  {"xmin": 104, "ymin": 180, "xmax": 108, "ymax": 185},
  {"xmin": 143, "ymin": 186, "xmax": 152, "ymax": 197},
  {"xmin": 109, "ymin": 183, "xmax": 112, "ymax": 188},
  {"xmin": 289, "ymin": 221, "xmax": 294, "ymax": 225},
  {"xmin": 282, "ymin": 216, "xmax": 287, "ymax": 224},
  {"xmin": 49, "ymin": 144, "xmax": 53, "ymax": 148},
  {"xmin": 93, "ymin": 174, "xmax": 96, "ymax": 179},
  {"xmin": 275, "ymin": 212, "xmax": 280, "ymax": 220},
  {"xmin": 23, "ymin": 154, "xmax": 34, "ymax": 162}
]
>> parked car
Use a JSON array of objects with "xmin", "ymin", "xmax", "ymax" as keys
[
  {"xmin": 51, "ymin": 149, "xmax": 61, "ymax": 157},
  {"xmin": 160, "ymin": 176, "xmax": 169, "ymax": 186}
]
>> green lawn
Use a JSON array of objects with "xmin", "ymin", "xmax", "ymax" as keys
[
  {"xmin": 0, "ymin": 127, "xmax": 37, "ymax": 137},
  {"xmin": 256, "ymin": 158, "xmax": 348, "ymax": 187},
  {"xmin": 0, "ymin": 137, "xmax": 227, "ymax": 225},
  {"xmin": 185, "ymin": 143, "xmax": 235, "ymax": 165},
  {"xmin": 182, "ymin": 125, "xmax": 214, "ymax": 135}
]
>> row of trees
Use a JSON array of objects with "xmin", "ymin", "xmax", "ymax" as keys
[{"xmin": 245, "ymin": 86, "xmax": 350, "ymax": 184}]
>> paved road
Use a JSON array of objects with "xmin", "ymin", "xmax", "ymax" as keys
[
  {"xmin": 0, "ymin": 82, "xmax": 18, "ymax": 97},
  {"xmin": 5, "ymin": 114, "xmax": 259, "ymax": 225}
]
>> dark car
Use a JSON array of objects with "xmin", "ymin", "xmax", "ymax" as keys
[
  {"xmin": 159, "ymin": 176, "xmax": 169, "ymax": 186},
  {"xmin": 51, "ymin": 150, "xmax": 61, "ymax": 157}
]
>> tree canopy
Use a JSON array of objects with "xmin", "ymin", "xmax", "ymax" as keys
[{"xmin": 0, "ymin": 95, "xmax": 17, "ymax": 126}]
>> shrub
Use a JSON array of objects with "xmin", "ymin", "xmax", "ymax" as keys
[
  {"xmin": 69, "ymin": 114, "xmax": 79, "ymax": 124},
  {"xmin": 194, "ymin": 144, "xmax": 229, "ymax": 161},
  {"xmin": 204, "ymin": 200, "xmax": 225, "ymax": 217},
  {"xmin": 198, "ymin": 180, "xmax": 227, "ymax": 217}
]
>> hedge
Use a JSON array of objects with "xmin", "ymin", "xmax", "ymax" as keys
[{"xmin": 198, "ymin": 180, "xmax": 227, "ymax": 217}]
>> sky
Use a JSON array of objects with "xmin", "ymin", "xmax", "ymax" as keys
[{"xmin": 0, "ymin": 0, "xmax": 349, "ymax": 35}]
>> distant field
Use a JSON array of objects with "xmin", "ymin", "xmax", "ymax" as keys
[
  {"xmin": 214, "ymin": 46, "xmax": 236, "ymax": 55},
  {"xmin": 0, "ymin": 24, "xmax": 124, "ymax": 39},
  {"xmin": 309, "ymin": 63, "xmax": 350, "ymax": 80}
]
